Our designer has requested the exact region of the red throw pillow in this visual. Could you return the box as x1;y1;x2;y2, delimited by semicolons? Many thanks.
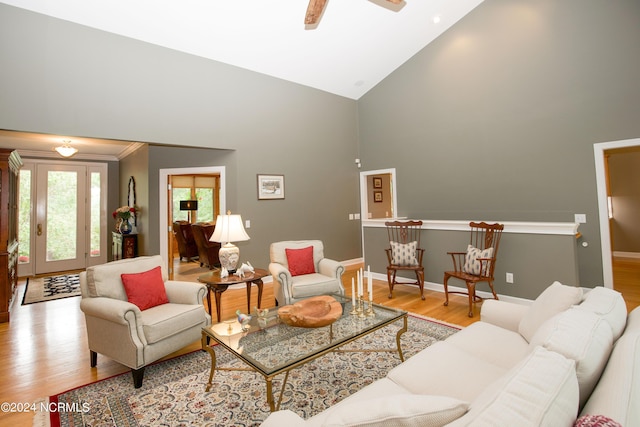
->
286;246;316;277
121;266;169;310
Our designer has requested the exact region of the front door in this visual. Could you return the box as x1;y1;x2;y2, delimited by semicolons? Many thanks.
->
28;162;108;274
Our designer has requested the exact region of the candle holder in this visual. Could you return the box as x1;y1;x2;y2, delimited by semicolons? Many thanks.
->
358;296;366;318
365;300;375;317
350;298;359;316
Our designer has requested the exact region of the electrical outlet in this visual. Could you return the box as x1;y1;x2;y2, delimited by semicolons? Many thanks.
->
506;272;514;283
575;214;586;224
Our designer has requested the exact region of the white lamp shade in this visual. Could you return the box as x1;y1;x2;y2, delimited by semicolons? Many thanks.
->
209;214;250;243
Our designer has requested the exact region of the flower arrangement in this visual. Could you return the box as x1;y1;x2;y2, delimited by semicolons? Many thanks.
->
112;206;136;220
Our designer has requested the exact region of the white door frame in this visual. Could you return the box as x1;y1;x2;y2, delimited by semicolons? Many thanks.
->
594;137;640;288
158;166;226;271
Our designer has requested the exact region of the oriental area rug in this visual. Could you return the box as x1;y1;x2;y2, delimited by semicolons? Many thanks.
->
36;315;460;427
22;274;81;305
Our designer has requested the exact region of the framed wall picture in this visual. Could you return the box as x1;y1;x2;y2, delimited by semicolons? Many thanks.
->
373;177;383;188
257;174;285;200
374;191;383;203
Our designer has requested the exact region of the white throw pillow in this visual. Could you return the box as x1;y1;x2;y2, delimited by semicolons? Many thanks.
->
576;286;627;340
322;394;468;427
462;245;494;276
518;281;583;342
528;308;614;408
390;241;418;266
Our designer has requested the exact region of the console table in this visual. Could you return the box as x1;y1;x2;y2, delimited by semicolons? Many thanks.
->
112;232;138;261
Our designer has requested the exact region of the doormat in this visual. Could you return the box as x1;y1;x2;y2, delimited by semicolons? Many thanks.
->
22;274;81;305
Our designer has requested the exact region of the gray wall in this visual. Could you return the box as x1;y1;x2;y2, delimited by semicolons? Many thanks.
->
119;145;149;255
364;226;579;300
0;4;362;267
357;0;640;288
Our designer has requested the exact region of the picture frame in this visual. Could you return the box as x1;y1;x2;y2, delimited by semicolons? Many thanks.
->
257;174;285;200
374;191;383;203
373;177;383;188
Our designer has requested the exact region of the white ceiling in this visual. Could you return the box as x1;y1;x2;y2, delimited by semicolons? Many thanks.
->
1;0;483;157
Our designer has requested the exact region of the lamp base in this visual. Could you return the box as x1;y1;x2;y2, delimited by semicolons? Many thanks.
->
219;243;240;273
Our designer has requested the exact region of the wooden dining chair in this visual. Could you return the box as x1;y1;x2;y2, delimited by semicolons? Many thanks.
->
443;222;504;317
385;220;425;300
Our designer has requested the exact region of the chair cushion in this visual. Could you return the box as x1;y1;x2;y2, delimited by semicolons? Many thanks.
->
290;274;343;300
322;395;469;427
121;266;169;310
286;246;316;276
390;241;418;266
518;281;583;342
141;303;207;344
462;244;493;276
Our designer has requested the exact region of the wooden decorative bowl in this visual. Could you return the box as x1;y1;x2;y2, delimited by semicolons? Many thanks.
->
278;295;343;328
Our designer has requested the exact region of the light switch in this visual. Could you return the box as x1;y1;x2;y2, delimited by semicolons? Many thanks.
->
245;220;251;229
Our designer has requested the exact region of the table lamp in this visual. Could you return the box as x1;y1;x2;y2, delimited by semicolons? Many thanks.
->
209;211;250;273
179;200;198;223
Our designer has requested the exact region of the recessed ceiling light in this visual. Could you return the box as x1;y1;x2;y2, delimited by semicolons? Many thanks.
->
433;15;441;24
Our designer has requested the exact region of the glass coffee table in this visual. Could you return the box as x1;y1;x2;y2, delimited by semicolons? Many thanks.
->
201;294;408;412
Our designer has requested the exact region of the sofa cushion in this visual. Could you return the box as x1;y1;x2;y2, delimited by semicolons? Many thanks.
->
576;286;627;340
86;255;167;300
580;306;640;426
529;308;614;409
387;341;508;403
462;245;494;276
518;281;583;342
286;246;316;276
445;321;530;370
446;346;579;427
322;395;468;427
390;241;419;266
140;303;207;344
121;266;169;311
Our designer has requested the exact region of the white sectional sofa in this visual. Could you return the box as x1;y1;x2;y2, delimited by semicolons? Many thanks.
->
261;282;639;426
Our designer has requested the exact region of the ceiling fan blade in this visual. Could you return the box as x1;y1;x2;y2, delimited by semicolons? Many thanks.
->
305;0;327;25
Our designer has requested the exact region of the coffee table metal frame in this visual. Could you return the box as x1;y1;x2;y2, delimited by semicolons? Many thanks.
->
201;295;408;412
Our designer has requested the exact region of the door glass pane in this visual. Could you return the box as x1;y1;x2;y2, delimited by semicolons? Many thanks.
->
196;188;214;222
46;171;77;261
18;170;31;264
90;172;101;257
172;188;191;222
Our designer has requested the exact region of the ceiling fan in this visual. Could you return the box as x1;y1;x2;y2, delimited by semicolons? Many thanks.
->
305;0;405;27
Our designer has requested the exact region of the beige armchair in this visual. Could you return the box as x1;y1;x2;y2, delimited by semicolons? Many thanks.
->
79;255;210;388
269;240;345;306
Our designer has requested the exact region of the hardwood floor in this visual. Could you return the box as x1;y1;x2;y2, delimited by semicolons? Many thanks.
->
1;257;637;425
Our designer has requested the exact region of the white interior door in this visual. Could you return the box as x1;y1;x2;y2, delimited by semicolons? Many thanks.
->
34;164;87;274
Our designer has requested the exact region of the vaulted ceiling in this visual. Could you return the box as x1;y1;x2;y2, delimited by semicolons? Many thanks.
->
1;0;483;157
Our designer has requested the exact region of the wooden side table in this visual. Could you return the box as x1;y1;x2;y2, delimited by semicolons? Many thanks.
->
198;268;268;322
